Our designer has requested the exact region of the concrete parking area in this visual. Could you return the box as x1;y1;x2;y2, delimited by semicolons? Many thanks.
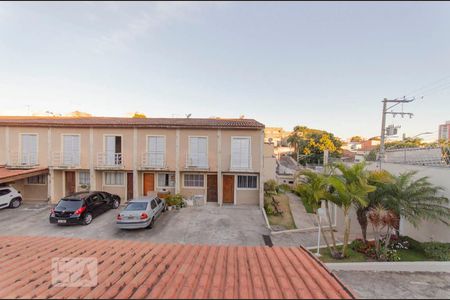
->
0;203;269;246
335;271;450;299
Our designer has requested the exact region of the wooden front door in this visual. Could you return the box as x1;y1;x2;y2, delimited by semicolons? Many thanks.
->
65;171;76;196
223;175;234;204
207;175;218;202
127;173;133;201
143;173;155;196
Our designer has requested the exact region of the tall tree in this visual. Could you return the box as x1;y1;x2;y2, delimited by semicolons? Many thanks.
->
287;126;343;164
327;162;375;257
381;171;450;228
356;169;395;243
350;136;364;142
294;170;340;258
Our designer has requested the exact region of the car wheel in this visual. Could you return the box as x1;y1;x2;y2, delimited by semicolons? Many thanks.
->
146;217;154;229
112;199;120;209
9;197;22;209
82;213;93;225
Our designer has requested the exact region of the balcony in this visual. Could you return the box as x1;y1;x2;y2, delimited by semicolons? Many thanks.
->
185;153;209;170
6;152;39;169
96;153;124;170
50;152;80;169
229;154;253;172
140;152;167;170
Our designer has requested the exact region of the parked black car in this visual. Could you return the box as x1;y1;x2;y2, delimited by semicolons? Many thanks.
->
49;191;121;225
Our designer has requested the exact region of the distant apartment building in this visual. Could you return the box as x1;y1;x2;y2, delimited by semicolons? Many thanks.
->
438;121;450;141
264;127;291;147
0;117;265;207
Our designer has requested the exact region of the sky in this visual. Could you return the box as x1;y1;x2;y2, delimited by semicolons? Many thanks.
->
1;1;450;141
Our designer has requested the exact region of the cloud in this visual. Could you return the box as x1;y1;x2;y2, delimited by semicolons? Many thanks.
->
90;1;226;54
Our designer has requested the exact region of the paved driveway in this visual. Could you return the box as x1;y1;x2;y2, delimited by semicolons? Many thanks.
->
0;203;269;246
335;271;450;299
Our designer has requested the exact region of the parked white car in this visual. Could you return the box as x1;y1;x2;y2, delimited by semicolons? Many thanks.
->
0;186;23;209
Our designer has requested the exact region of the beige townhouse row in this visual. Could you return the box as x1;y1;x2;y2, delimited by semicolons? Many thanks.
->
0;117;265;207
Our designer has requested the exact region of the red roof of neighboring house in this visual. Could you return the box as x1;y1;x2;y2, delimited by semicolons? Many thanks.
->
0;167;48;184
0;236;354;299
0;116;264;129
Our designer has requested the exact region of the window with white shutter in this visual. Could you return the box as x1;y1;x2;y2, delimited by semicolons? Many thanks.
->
231;137;251;169
105;136;122;165
63;135;80;166
188;137;208;167
21;134;38;165
147;136;166;167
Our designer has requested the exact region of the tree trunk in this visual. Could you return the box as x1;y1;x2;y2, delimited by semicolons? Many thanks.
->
342;208;351;258
356;207;368;243
315;213;333;256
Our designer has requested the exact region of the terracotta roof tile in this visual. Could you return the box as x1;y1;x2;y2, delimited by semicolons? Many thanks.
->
0;116;264;129
0;167;49;184
0;236;355;299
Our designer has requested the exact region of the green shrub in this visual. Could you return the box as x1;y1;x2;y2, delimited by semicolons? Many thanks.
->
166;194;184;207
264;180;278;195
277;184;291;194
400;236;423;251
264;202;275;216
422;242;450;261
350;239;366;253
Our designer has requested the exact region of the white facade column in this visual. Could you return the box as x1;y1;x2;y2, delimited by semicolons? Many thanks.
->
47;127;52;202
217;129;223;206
89;127;96;190
133;127;138;198
175;129;181;194
259;130;264;209
5;126;9;165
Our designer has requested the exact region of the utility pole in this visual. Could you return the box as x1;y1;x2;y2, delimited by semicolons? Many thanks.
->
378;97;415;169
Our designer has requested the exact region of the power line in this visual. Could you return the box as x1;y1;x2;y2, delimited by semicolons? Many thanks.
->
400;73;450;98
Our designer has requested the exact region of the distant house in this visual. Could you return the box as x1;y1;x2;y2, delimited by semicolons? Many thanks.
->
276;155;302;186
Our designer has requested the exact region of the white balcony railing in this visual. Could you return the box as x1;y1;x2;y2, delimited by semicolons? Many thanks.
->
230;154;252;171
96;152;123;169
185;153;208;169
141;152;167;169
7;152;39;168
51;152;80;168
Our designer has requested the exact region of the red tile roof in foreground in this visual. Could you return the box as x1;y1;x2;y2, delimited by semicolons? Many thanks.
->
0;116;265;129
0;166;49;184
0;236;354;299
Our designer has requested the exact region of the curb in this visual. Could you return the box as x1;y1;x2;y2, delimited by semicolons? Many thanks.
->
326;261;450;273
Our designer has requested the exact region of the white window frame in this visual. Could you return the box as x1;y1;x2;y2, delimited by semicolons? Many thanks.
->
157;173;175;188
103;134;123;166
231;136;252;170
61;134;81;166
187;136;208;168
182;173;205;188
26;174;47;185
78;171;90;186
19;133;39;165
236;174;258;190
146;135;166;167
104;172;125;186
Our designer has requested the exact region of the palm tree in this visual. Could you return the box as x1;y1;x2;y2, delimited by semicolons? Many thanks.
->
327;162;375;257
356;170;395;243
294;170;340;258
381;171;450;228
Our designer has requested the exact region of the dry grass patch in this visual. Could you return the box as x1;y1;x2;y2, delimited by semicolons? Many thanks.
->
265;194;296;230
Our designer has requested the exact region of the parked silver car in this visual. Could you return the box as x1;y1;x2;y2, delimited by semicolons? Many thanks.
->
116;197;166;229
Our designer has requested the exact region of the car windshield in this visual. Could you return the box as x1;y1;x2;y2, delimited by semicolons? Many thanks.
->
124;202;148;211
56;199;83;211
